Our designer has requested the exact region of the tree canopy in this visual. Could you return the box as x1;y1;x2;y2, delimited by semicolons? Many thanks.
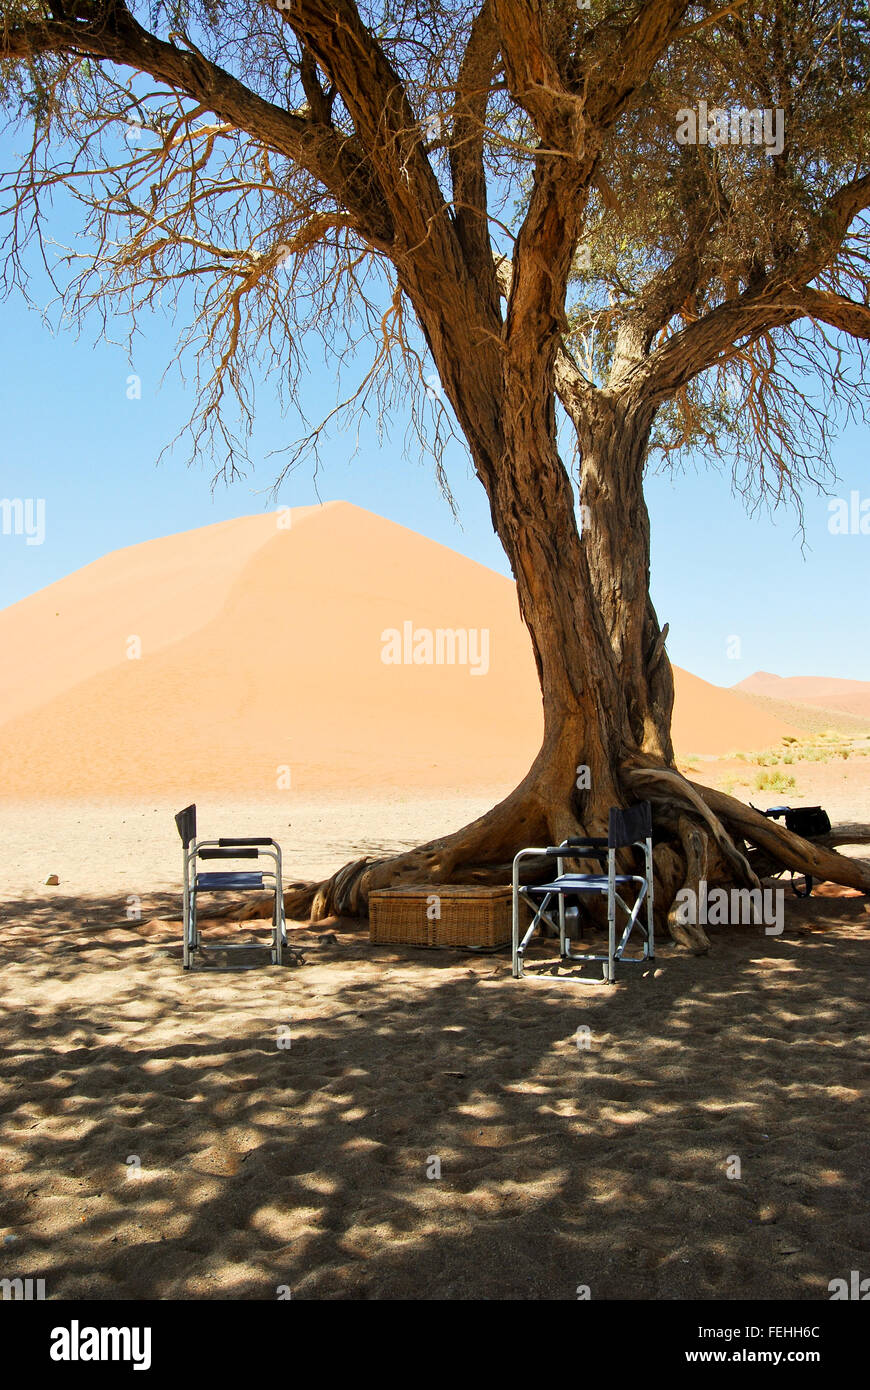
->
2;1;868;499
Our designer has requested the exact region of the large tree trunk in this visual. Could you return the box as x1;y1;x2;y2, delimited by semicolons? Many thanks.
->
237;111;870;940
578;394;675;763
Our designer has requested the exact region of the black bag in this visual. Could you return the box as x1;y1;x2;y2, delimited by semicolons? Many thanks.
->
783;806;831;838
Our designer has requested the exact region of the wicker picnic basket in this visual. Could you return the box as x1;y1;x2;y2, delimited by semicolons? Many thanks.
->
368;883;512;949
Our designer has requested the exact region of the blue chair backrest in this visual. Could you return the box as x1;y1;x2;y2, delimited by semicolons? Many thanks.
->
608;801;652;849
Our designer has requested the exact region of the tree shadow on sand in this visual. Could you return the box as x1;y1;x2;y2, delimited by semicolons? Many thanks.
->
1;888;868;1300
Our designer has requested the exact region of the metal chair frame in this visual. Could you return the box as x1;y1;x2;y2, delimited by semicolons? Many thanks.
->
512;802;655;984
176;805;286;971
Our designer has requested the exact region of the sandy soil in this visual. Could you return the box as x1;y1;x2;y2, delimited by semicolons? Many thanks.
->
3;755;869;900
3;506;868;1301
1;782;868;1301
694;746;870;826
0;793;499;899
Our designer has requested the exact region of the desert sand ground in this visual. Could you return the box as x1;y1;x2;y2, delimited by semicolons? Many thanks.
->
1;762;868;1301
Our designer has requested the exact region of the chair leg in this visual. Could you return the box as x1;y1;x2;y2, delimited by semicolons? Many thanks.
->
646;836;655;960
512;871;522;978
606;890;616;983
272;887;284;965
558;880;566;956
182;875;191;969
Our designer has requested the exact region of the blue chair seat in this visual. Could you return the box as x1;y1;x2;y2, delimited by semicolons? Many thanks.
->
195;872;268;891
529;874;637;894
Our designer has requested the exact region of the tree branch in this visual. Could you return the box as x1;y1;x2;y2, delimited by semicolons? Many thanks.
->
449;0;500;307
493;0;689;149
284;1;459;265
274;1;506;495
629;174;870;402
494;0;692;409
800;287;870;341
609;224;716;388
2;6;395;248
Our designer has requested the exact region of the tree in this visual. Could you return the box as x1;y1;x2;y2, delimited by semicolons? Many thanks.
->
3;0;870;947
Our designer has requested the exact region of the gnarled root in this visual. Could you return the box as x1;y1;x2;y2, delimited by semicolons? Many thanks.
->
692;784;870;894
236;773;552;922
234;757;870;946
667;814;712;954
625;760;870;942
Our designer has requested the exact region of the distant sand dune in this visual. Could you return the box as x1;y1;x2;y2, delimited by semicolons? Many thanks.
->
736;670;870;722
734;692;870;740
0;503;801;798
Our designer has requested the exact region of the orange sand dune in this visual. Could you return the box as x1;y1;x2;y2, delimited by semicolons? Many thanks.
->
0;503;800;798
669;667;799;757
736;670;870;721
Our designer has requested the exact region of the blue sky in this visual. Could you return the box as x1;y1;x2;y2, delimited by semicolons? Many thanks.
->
1;136;868;687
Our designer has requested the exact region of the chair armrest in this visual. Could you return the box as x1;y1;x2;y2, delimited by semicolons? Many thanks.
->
218;837;275;847
546;844;608;861
199;847;260;860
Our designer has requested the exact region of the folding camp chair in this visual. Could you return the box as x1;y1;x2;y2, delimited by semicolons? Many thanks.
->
512;801;654;983
175;804;286;970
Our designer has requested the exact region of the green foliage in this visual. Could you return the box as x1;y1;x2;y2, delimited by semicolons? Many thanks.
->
753;770;797;792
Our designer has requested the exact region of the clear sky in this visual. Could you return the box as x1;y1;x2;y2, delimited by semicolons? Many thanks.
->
1;136;867;688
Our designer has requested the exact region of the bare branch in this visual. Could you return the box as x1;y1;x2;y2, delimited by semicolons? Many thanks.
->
2;5;394;247
800;287;870;341
628;174;870;403
449;0;499;302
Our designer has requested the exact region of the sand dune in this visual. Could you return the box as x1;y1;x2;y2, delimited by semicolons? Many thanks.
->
668;667;798;758
0;503;800;799
736;671;870;721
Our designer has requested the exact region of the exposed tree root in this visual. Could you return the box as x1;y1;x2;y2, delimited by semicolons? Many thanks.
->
237;772;551;922
668;814;713;954
234;759;870;947
689;781;870;895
